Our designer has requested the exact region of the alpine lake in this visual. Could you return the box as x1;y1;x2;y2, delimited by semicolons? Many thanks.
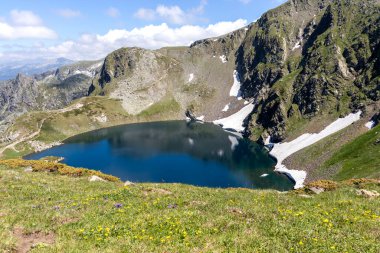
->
26;121;293;191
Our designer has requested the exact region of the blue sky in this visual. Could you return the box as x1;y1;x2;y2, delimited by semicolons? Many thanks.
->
0;0;286;62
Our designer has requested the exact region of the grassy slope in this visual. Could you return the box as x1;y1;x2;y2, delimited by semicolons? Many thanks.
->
0;163;379;253
327;124;380;180
283;120;380;182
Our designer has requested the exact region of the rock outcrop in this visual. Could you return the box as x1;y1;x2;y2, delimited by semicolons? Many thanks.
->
0;60;103;133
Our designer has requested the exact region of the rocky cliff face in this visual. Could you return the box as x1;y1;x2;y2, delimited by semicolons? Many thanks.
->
89;27;250;119
237;0;380;141
0;60;102;132
88;0;380;142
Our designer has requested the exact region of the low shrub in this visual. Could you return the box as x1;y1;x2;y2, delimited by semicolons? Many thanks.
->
306;180;339;191
0;159;119;182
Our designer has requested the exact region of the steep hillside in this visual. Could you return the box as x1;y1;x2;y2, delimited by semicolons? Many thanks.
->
89;26;250;121
86;0;380;143
239;0;380;142
0;60;103;134
284;116;380;182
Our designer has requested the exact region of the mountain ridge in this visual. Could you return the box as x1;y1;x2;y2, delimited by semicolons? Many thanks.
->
0;57;74;81
0;0;379;183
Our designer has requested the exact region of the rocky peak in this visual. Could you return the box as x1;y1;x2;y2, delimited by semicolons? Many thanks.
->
15;73;31;84
236;0;380;141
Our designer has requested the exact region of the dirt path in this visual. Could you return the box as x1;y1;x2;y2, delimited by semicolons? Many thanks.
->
0;118;46;156
0;102;85;157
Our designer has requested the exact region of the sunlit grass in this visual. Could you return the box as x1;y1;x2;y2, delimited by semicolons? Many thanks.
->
0;162;379;252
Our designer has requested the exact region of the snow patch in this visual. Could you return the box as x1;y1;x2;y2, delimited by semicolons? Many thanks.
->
188;73;194;82
93;113;108;123
260;174;269;178
228;135;239;150
365;121;375;129
73;69;93;77
225;130;243;139
90;61;103;70
292;28;304;51
229;70;242;98
213;103;254;132
270;111;362;189
292;40;302;51
243;101;249;105
222;103;230;112
196;115;205;121
219;55;227;63
264;136;271;145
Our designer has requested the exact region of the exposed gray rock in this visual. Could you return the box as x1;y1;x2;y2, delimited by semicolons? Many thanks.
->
309;187;325;195
24;166;33;173
356;189;380;198
88;175;106;182
0;60;103;135
124;181;134;186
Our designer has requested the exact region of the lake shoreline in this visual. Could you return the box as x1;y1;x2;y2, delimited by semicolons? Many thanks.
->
25;120;294;191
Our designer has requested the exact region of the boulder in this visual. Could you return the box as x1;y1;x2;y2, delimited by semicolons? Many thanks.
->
124;181;134;186
356;189;379;198
88;175;106;182
309;187;325;194
24;166;33;173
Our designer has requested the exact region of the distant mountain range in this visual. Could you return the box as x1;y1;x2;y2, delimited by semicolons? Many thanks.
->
0;58;74;80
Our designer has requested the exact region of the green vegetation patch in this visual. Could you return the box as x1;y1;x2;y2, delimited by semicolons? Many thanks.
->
0;159;119;182
138;96;180;118
325;124;380;180
0;164;379;252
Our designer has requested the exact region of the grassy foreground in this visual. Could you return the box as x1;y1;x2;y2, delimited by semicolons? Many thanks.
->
0;161;379;252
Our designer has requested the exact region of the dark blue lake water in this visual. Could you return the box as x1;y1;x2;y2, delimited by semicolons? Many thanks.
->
26;121;293;190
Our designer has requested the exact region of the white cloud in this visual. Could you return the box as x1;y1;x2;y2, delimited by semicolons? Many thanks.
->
56;9;81;18
192;0;207;14
10;9;42;26
134;8;156;20
156;5;186;24
106;7;120;18
0;19;247;61
0;23;57;39
134;1;208;25
0;10;56;40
